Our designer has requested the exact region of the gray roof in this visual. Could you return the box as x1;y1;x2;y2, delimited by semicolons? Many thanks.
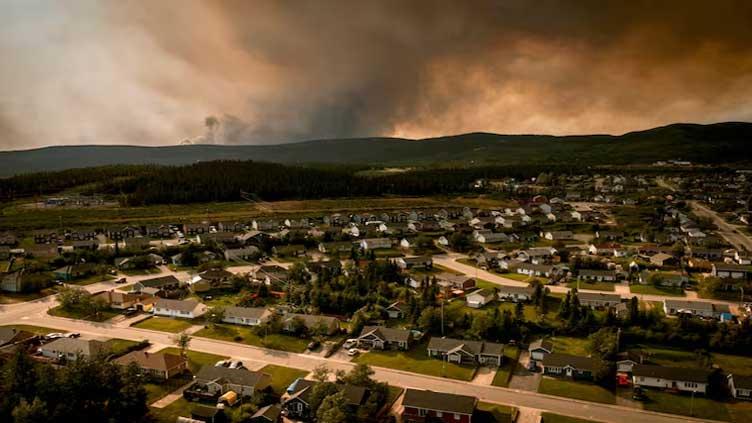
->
632;364;713;383
251;404;281;421
358;326;411;344
284;313;338;329
427;337;504;356
154;298;202;313
225;306;270;320
529;339;553;353
498;285;536;296
664;299;714;312
542;353;597;372
139;275;180;288
731;374;752;390
402;388;477;415
41;338;108;357
196;365;271;388
579;269;616;277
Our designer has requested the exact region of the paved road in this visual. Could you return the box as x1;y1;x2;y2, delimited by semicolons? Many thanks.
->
689;201;752;251
433;256;739;311
0;295;716;422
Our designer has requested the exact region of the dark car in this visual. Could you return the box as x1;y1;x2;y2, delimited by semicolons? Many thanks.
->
632;386;646;401
123;308;138;316
307;340;320;350
527;359;537;371
115;277;127;284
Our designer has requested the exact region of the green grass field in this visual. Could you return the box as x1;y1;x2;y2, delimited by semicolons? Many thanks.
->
133;316;195;333
352;341;476;381
105;338;142;356
492;346;520;387
541;413;602;423
0;324;65;335
538;378;616;404
629;284;685;297
48;305;121;322
476;402;517;423
549;336;590;356
566;281;616;292
194;324;309;353
638;389;732;421
259;364;309;394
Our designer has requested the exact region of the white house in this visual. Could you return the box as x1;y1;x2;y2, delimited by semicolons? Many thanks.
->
497;285;535;303
153;298;207;319
358;238;392;250
222;306;271;326
39;338;108;362
632;364;712;394
728;374;752;400
466;289;495;308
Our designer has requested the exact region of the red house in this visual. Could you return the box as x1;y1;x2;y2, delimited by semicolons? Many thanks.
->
402;388;477;423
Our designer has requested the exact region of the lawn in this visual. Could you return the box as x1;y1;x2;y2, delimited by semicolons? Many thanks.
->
538;378;615;404
629;284;685;297
492;346;520;387
187;289;250;308
105;338;142;356
144;374;193;404
48;305;121;322
639;389;732;421
0;288;57;304
549;336;590;356
566;281;615;292
728;401;752;423
352;341;476;381
156;347;228;374
149;398;194;423
476;402;517;423
259;364;309;394
627;344;752;376
0;324;64;335
499;272;531;282
541;413;602;423
70;274;116;286
133;316;195;333
194;324;309;353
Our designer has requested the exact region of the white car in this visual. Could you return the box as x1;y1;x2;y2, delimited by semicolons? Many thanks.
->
347;348;359;356
229;360;244;369
215;360;231;367
342;339;357;349
45;333;66;340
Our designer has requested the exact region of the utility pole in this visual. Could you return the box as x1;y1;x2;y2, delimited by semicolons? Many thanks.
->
441;299;445;336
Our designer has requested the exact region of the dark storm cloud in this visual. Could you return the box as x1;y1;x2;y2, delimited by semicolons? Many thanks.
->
1;0;752;148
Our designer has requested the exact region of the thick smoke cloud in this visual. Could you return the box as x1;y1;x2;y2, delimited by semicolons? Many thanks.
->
1;0;752;149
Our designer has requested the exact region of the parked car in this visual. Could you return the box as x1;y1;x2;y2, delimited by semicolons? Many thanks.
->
228;360;243;369
66;333;81;338
45;333;66;340
215;360;231;367
115;277;127;284
343;339;357;349
307;341;320;350
204;295;213;300
123;308;138;316
632;386;646;401
527;359;537;371
347;348;359;356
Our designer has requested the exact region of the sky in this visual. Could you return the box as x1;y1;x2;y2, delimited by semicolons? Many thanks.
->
1;0;752;150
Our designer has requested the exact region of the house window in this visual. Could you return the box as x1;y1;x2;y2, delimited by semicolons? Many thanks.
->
454;413;461;420
436;411;442;417
418;409;426;417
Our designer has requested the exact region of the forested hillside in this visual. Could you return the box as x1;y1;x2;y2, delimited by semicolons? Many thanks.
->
1;122;750;176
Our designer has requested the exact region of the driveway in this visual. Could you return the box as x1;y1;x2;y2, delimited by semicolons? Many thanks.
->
508;351;541;392
472;366;496;385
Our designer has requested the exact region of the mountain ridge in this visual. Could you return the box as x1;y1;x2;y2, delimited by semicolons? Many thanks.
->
1;122;750;176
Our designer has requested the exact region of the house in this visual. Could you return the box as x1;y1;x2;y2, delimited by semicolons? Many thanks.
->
528;339;554;360
197;268;234;288
0;327;35;348
663;299;730;319
596;231;624;240
473;230;509;244
0;270;24;293
401;388;477;423
578;269;617;282
497;285;535;303
153;298;207;319
39;338;108;362
578;292;621;308
638;270;687;287
318;241;353;255
0;232;18;246
91;290;147;310
650;253;679;267
224;246;261;262
281;313;340;335
114;351;187;380
632;364;713;394
541;353;597;380
254;265;289;285
515;262;555;278
250;404;282;423
356;326;412;350
71;239;99;250
358;238;392;250
436;273;476;291
520;247;556;264
396;256;433;270
728;374;752;400
192;365;272;399
466;288;495;308
222;306;271;326
53;263;97;281
145;225;172;239
130;275;181;296
544;231;573;241
712;263;752;280
184;223;210;236
282;379;367;420
385;301;407;319
124;237;151;250
427;337;505;366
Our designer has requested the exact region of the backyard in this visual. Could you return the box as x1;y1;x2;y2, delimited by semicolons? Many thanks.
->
492;346;520;387
352;341;476;381
538;378;615;404
156;347;228;374
194;323;309;353
133;316;195;333
629;284;685;297
259;364;309;394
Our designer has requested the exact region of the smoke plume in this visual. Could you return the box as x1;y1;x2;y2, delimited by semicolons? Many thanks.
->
1;0;752;149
